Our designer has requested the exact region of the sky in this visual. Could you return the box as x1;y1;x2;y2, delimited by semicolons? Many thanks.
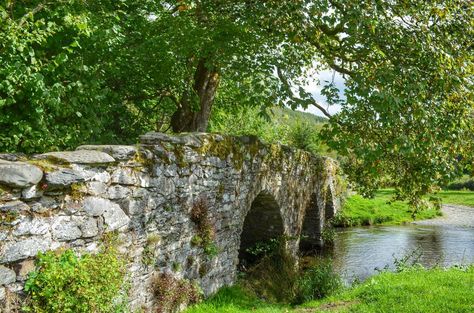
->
298;69;346;117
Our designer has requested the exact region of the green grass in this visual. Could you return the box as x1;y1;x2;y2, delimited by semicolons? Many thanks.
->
333;190;440;227
436;190;474;207
305;266;474;313
185;266;474;313
334;189;474;227
184;285;290;313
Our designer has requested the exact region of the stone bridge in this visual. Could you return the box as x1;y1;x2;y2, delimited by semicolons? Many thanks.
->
0;132;340;311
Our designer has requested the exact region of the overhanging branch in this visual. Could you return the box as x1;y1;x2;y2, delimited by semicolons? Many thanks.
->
276;67;333;119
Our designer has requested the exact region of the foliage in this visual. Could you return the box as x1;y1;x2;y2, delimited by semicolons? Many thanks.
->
153;273;202;313
23;243;126;313
241;240;341;305
293;258;342;304
209;105;329;156
332;190;441;227
1;0;473;208
446;176;474;191
245;238;281;260
319;1;474;207
241;245;299;304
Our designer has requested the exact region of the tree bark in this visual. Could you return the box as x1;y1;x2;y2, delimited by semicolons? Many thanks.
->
171;58;220;132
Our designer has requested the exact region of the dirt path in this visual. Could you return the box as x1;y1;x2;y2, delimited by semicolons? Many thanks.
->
413;204;474;227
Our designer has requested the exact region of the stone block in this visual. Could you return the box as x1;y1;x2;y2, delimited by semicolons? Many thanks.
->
34;150;115;164
0;160;43;188
45;168;85;189
103;201;130;231
82;196;108;216
1;237;52;263
51;216;82;241
0;266;16;285
77;145;138;161
13;217;50;236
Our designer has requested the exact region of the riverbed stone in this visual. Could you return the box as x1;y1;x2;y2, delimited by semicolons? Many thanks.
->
34;150;115;164
0;266;16;285
0;160;43;188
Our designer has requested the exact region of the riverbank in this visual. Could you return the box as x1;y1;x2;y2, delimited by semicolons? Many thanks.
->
185;265;474;313
334;189;474;227
413;204;474;227
332;190;440;227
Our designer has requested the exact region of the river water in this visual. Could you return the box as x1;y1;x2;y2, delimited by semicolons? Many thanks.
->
323;225;474;283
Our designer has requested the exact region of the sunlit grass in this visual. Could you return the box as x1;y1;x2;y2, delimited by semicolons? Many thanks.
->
186;266;474;313
334;189;474;227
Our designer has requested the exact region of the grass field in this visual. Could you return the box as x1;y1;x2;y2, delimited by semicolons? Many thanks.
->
436;190;474;207
185;266;474;313
333;189;474;227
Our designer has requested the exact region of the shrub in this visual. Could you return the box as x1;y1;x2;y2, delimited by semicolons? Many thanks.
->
23;241;126;313
293;258;342;304
153;273;201;313
242;246;299;303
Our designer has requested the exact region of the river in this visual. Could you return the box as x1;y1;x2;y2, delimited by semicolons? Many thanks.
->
322;224;474;283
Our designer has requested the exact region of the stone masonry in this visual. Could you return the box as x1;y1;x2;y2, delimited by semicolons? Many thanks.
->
0;132;340;311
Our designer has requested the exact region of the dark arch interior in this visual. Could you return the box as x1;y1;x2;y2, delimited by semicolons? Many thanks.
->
238;191;284;268
299;193;322;253
325;188;335;220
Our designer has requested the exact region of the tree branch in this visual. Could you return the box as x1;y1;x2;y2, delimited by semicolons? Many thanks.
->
276;67;333;119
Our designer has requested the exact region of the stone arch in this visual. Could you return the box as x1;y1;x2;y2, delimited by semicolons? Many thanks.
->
238;190;284;267
299;193;322;252
325;187;336;220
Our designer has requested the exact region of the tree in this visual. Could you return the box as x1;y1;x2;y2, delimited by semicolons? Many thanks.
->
1;0;472;205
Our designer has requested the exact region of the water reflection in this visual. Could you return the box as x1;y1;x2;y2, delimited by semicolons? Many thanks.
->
322;225;474;283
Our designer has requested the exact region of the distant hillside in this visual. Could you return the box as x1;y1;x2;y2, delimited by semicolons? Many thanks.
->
271;107;328;125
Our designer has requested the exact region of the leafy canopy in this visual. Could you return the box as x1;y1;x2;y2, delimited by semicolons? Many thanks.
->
0;1;472;204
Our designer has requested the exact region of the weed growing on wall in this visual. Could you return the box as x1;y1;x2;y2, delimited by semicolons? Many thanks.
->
23;236;127;313
190;197;218;257
153;273;202;313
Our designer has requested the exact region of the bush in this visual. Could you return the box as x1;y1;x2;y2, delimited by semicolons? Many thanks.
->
242;246;299;303
23;242;126;313
446;179;474;191
294;258;342;304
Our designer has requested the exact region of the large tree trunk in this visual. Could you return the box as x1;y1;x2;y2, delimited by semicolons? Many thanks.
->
171;58;220;132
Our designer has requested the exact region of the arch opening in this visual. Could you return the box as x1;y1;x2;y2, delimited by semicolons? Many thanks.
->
299;193;323;253
238;191;284;268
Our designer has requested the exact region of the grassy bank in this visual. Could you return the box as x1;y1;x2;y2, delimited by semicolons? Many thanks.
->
305;265;474;313
333;189;474;227
185;266;474;313
436;190;474;207
332;190;440;227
